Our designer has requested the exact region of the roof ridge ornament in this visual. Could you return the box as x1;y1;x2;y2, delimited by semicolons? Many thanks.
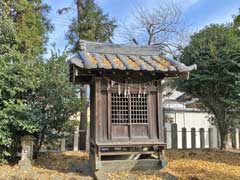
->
79;40;162;56
163;55;197;72
79;40;86;51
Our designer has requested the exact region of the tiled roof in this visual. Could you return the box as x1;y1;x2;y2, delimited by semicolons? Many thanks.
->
69;40;197;73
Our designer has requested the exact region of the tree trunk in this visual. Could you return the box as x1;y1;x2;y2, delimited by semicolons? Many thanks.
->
218;122;228;150
9;136;20;161
79;85;88;150
77;0;83;22
77;0;83;41
76;0;88;150
210;101;228;150
33;128;46;159
219;132;228;150
34;138;43;159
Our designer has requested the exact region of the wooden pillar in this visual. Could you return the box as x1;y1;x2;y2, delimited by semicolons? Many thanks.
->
217;128;221;149
208;128;213;149
171;123;178;149
86;128;90;152
182;127;187;149
73;126;79;151
200;128;205;149
157;82;164;142
164;127;167;144
235;128;239;149
191;128;196;149
60;138;66;152
226;133;232;149
89;78;101;171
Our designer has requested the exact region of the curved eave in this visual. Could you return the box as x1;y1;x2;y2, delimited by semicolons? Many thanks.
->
69;63;193;84
68;53;197;74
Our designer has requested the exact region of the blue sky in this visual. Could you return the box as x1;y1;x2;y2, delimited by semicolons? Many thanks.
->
43;0;240;57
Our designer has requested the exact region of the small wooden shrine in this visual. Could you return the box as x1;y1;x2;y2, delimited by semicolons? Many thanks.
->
69;40;196;172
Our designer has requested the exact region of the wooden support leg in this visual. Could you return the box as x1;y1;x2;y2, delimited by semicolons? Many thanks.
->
95;145;102;170
133;153;141;160
158;146;167;168
158;146;164;159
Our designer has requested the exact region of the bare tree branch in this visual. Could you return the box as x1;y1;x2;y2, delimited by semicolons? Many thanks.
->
118;0;189;57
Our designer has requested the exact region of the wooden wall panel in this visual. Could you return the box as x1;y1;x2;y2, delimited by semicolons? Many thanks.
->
149;92;158;139
132;124;148;137
90;78;164;144
157;82;164;142
95;78;102;143
100;91;108;141
90;81;96;143
112;125;129;139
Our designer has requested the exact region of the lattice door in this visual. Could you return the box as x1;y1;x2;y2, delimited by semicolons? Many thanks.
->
111;92;149;139
130;94;148;124
111;93;129;124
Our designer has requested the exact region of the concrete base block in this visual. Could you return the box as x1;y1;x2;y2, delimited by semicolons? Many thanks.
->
101;159;163;172
18;159;32;171
160;159;168;168
88;159;174;180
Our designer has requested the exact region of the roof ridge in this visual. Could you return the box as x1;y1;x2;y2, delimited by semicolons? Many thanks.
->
79;40;163;56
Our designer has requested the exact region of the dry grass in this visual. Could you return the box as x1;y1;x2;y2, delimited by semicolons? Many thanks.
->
0;149;240;180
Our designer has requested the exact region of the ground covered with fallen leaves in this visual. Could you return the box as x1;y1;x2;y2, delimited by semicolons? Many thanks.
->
0;151;91;180
0;149;240;180
165;149;240;180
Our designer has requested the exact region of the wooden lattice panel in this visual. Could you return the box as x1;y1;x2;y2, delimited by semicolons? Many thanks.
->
111;93;148;124
111;93;129;124
131;94;148;124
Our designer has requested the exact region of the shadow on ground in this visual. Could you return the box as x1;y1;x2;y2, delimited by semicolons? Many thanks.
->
33;151;93;178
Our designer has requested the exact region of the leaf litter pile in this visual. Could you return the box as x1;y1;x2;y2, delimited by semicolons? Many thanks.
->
0;151;91;180
0;150;240;180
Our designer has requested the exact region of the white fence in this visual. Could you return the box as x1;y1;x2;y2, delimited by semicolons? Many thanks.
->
164;123;240;149
164;109;240;149
165;123;219;149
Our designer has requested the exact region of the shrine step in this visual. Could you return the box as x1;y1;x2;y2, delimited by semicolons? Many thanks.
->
94;159;170;180
98;159;164;172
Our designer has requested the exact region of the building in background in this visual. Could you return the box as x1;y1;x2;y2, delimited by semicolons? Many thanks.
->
163;90;239;149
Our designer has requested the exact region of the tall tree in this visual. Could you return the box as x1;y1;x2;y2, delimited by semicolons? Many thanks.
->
2;0;52;60
66;0;116;52
176;24;240;149
227;12;240;132
64;0;116;150
0;0;52;161
76;0;88;151
31;50;81;158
